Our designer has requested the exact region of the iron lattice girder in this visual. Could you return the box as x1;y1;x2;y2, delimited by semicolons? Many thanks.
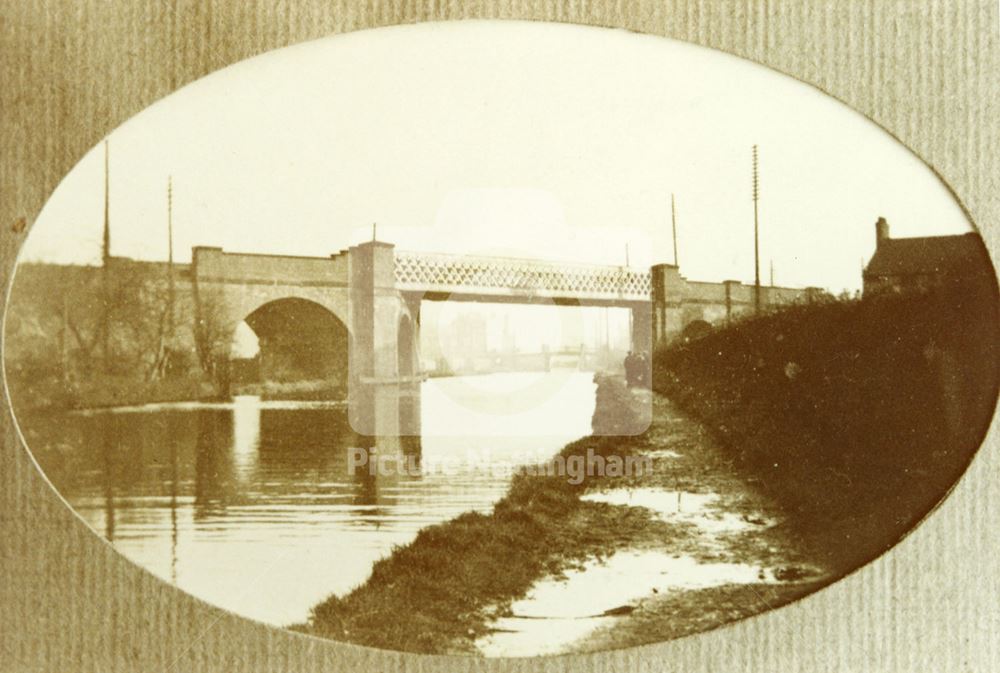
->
393;251;651;302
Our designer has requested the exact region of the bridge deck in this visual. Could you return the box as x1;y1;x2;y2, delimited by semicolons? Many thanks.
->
394;250;651;304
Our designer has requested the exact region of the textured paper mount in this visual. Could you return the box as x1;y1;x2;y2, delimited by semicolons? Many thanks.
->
1;2;997;672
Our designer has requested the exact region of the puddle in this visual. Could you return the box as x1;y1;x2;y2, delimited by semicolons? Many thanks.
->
646;448;683;459
476;549;787;657
581;488;775;534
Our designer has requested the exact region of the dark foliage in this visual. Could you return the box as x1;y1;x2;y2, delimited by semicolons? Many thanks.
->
653;280;999;570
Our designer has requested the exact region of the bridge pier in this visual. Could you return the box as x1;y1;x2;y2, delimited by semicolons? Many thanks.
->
184;243;815;449
651;264;687;346
630;303;653;354
348;240;421;452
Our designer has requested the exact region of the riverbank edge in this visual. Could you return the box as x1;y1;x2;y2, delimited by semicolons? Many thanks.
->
5;373;351;416
5;373;221;416
294;376;833;656
293;375;673;654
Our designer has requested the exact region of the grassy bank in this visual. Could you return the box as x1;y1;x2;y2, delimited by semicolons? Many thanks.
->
653;281;998;572
4;370;221;414
6;370;346;414
295;377;667;654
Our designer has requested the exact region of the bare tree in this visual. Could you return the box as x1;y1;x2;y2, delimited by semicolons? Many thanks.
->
192;283;231;392
6;265;105;378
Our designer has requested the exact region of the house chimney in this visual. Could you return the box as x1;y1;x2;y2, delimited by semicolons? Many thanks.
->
875;217;890;246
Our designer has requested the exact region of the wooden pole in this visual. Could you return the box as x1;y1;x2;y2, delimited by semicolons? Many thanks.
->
752;145;761;313
167;176;175;339
102;141;111;268
61;292;69;383
102;139;112;374
671;193;679;267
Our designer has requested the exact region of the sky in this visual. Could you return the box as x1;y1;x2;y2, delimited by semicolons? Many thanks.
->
21;20;974;296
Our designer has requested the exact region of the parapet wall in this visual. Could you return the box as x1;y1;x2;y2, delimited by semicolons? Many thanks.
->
192;247;349;286
650;263;816;344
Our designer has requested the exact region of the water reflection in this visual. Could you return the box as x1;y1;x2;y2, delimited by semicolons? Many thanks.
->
169;435;179;585
101;418;115;542
231;395;261;477
30;372;596;626
475;549;825;657
193;411;236;518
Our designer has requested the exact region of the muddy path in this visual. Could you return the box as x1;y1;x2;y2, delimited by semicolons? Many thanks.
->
475;391;833;657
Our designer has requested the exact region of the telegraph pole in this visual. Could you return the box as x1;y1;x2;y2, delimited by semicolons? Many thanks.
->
102;140;113;374
624;242;632;340
671;193;679;267
103;141;111;268
167;176;175;340
752;145;761;313
61;293;69;383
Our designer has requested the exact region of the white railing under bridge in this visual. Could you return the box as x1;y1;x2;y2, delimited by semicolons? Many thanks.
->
394;250;651;303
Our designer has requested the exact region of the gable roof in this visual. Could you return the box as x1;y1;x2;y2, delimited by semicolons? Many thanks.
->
865;232;993;278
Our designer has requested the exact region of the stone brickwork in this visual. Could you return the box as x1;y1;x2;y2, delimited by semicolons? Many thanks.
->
650;264;818;346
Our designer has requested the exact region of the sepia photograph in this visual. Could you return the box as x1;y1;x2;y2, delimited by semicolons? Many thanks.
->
2;14;998;666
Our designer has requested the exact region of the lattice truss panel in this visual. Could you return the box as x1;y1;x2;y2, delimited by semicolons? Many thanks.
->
395;251;651;300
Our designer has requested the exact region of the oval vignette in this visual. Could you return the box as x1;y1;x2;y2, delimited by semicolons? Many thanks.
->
3;20;998;657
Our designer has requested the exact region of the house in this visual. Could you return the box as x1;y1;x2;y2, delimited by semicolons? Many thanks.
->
862;217;995;296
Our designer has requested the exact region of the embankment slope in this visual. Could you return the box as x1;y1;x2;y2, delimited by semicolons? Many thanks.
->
653;281;998;572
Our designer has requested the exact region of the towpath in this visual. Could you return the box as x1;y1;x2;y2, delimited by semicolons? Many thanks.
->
476;390;832;656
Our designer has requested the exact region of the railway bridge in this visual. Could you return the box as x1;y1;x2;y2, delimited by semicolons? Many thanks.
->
189;240;815;447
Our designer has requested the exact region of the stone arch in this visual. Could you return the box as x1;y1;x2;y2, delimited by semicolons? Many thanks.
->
681;319;713;343
236;297;350;385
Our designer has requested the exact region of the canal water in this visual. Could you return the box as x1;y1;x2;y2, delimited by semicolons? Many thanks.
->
20;371;597;627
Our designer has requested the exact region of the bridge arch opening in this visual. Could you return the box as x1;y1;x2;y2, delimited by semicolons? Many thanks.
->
681;319;713;343
231;297;350;391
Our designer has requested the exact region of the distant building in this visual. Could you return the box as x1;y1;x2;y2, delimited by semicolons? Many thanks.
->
440;312;489;372
862;217;995;296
